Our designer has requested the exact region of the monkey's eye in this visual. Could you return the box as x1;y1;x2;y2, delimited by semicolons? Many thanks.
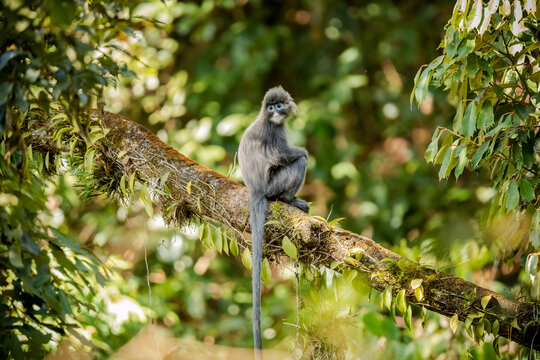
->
276;103;284;110
267;105;275;112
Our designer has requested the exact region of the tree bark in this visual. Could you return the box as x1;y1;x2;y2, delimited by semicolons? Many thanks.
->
27;109;540;350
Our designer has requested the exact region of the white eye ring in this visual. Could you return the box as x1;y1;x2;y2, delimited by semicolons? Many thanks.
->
268;105;275;112
276;103;283;110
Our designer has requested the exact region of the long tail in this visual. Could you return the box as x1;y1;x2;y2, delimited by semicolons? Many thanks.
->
250;193;267;360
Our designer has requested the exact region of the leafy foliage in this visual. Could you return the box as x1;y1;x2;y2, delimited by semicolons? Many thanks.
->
3;0;538;359
414;0;539;249
0;0;140;357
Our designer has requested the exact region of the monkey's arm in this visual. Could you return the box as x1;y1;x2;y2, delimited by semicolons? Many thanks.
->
272;146;307;167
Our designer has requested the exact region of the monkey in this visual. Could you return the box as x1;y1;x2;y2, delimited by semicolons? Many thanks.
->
238;86;309;358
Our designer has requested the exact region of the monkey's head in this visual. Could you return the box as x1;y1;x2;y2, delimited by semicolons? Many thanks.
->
261;86;297;125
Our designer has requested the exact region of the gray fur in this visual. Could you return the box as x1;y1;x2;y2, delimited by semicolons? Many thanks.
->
238;86;308;358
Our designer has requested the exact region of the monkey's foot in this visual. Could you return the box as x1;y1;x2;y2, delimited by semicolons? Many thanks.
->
290;198;309;213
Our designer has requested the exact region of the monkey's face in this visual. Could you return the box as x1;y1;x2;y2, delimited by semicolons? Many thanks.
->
261;86;297;124
266;102;289;124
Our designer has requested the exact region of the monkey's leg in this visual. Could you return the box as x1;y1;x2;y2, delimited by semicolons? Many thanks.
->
266;156;309;212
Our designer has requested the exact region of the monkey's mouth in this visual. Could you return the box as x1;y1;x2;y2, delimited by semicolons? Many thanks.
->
270;113;285;124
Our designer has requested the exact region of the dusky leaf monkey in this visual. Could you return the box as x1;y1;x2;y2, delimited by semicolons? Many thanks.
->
238;86;309;359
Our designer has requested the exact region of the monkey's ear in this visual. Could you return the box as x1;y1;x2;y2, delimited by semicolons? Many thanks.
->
288;98;298;115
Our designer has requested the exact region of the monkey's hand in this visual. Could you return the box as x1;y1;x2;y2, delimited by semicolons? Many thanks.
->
279;147;307;165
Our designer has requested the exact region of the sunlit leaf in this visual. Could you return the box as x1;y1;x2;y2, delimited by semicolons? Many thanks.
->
262;259;272;283
282;236;298;260
450;313;459;333
242;249;252;270
328;217;346;229
396;289;407;313
415;285;424;301
383;286;393;310
411;279;423;289
214;232;223;253
230;239;239;257
481;295;492;309
404;305;413;330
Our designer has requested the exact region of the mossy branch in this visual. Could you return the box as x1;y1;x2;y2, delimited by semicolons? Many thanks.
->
26;109;540;349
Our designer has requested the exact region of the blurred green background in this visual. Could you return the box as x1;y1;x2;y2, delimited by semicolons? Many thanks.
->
95;0;503;358
2;0;534;359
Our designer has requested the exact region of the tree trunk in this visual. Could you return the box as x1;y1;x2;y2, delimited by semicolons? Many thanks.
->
26;109;540;350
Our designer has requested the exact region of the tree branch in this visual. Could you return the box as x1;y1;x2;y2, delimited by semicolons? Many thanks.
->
26;109;540;349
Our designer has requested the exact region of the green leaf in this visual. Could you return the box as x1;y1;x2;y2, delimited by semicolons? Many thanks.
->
140;183;154;218
435;144;450;165
446;29;460;57
120;175;126;195
477;101;494;130
328;217;345;229
214;232;223;254
377;293;384;311
282;236;298;260
506;180;520;211
0;50;21;71
230;239;239;257
454;147;468;179
492;319;500;335
523;135;535;167
450;314;459;333
383;286;393;310
15;85;28;113
21;233;40;255
0;82;14;105
461;101;477;138
415;285;424;301
470;142;489;169
438;141;458;180
262;259;272;283
8;245;23;268
242;249;252;270
435;133;453;164
202;225;212;249
396;289;407;313
222;234;229;255
129;171;136;192
476;318;485;338
481;295;492;310
465;316;474;337
424;130;441;163
519;179;535;202
24;68;40;83
411;66;424;107
415;67;432;104
404;305;413;330
346;269;358;283
452;101;464;133
411;279;423;289
457;37;475;58
465;53;479;77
